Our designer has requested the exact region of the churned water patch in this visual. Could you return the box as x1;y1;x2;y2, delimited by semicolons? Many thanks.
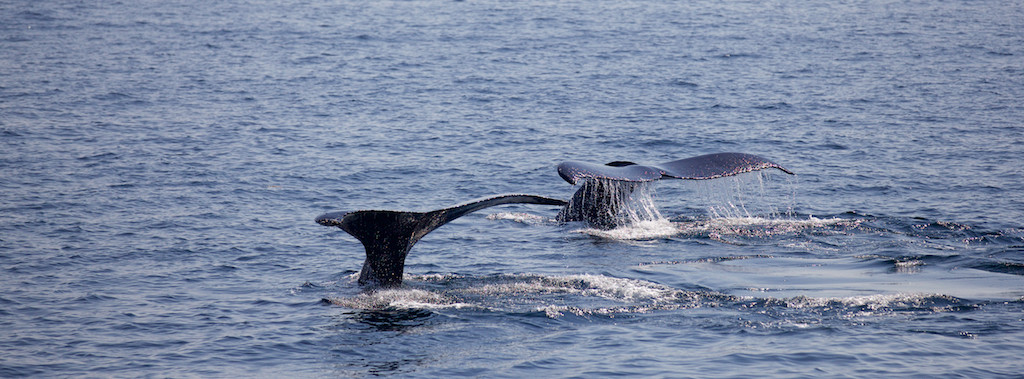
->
324;273;725;318
574;215;854;241
573;219;680;240
681;215;859;241
327;287;475;311
322;272;987;328
749;293;970;313
485;212;552;224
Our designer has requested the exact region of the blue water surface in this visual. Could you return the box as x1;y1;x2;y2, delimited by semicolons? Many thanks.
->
2;0;1024;377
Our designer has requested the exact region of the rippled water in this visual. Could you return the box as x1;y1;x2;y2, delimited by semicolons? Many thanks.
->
3;0;1024;377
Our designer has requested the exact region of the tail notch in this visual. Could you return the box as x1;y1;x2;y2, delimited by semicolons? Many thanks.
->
317;194;566;287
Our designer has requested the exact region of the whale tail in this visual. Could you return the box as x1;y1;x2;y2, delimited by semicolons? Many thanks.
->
316;194;566;287
556;153;794;228
557;152;794;185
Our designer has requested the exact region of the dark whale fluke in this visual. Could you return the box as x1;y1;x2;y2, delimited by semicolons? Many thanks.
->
556;153;794;228
316;194;567;287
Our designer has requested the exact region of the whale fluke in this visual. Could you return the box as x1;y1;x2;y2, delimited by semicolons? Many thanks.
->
316;194;567;287
557;152;794;185
556;153;794;228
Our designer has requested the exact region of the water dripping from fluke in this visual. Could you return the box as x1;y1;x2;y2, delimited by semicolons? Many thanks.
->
558;178;666;231
566;173;813;241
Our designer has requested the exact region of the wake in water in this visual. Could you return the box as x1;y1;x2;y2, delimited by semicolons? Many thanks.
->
318;272;981;322
325;273;714;316
676;215;860;243
319;172;1021;322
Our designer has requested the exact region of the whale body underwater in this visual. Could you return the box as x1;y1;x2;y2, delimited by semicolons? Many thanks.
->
316;153;794;287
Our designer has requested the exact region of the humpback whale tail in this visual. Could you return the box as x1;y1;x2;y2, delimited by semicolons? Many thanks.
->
557;152;794;185
556;153;794;228
316;194;567;287
316;153;793;286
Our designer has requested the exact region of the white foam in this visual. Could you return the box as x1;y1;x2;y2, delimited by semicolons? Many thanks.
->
575;215;853;241
576;273;695;303
702;215;851;229
485;212;550;224
456;274;676;301
678;215;857;239
574;219;680;240
778;293;949;311
327;287;476;310
327;273;704;316
894;259;925;273
324;273;964;321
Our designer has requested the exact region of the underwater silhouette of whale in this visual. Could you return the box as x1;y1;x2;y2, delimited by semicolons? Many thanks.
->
316;153;793;287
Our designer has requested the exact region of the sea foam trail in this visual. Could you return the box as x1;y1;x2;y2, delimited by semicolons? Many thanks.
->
574;219;680;240
576;216;854;241
485;210;849;241
325;273;713;315
486;212;551;224
323;273;973;321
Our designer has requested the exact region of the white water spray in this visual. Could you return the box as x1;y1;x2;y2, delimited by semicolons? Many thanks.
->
574;171;808;240
560;178;666;228
687;170;797;220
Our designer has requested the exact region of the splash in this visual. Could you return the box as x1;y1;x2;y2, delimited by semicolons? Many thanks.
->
321;273;971;322
574;219;680;240
750;293;971;317
328;287;473;310
686;170;797;220
559;178;665;229
459;274;683;302
678;215;857;240
324;273;717;317
485;212;551;224
562;178;682;240
566;171;813;240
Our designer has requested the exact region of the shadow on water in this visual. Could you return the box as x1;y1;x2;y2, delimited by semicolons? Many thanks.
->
336;308;437;333
320;309;437;376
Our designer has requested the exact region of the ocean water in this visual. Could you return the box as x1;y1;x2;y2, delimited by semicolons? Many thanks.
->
2;0;1024;377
